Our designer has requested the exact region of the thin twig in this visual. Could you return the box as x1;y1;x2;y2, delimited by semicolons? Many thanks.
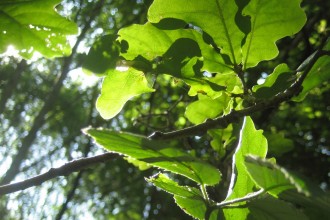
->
0;152;116;196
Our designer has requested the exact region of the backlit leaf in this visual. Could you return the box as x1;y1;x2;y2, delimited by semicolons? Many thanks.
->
253;64;295;99
146;173;202;198
85;128;221;185
96;68;155;119
245;155;310;197
242;0;306;68
185;93;232;124
227;116;268;200
148;0;245;65
0;0;78;58
224;117;267;219
294;55;330;101
118;22;232;75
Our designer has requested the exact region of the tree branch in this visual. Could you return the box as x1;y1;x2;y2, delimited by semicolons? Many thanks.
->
148;47;330;141
0;152;117;196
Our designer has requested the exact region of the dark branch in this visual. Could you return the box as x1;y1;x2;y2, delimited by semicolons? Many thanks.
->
149;48;330;141
0;152;116;196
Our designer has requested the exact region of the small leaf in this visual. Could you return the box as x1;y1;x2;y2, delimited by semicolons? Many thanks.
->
247;195;309;220
252;64;295;99
82;34;120;75
187;72;243;98
96;68;155;119
174;196;207;220
148;0;245;65
293;55;330;101
85;128;222;185
245;155;310;197
0;0;78;58
208;125;236;158
242;0;306;68
146;173;202;198
124;157;151;171
185;93;232;124
147;173;224;220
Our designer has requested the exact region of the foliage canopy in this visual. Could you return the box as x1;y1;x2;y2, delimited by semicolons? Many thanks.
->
0;0;330;219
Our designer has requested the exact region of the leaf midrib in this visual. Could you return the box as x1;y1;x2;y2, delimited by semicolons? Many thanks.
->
215;0;237;65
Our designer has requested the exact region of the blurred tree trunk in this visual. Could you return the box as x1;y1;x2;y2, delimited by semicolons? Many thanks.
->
0;60;27;115
0;0;105;185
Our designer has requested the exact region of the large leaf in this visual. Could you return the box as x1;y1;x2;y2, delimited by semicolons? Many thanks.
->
244;155;310;197
148;0;245;65
85;128;221;185
0;0;78;59
118;22;232;75
242;0;306;68
227;116;268;199
96;68;155;119
247;195;308;220
280;189;330;219
224;116;268;219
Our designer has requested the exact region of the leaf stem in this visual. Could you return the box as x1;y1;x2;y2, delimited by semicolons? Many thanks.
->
234;64;249;95
200;184;210;203
216;189;265;208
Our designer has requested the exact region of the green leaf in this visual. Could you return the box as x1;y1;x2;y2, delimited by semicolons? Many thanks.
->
208;125;236;158
242;0;306;68
244;155;310;197
124;157;151;171
174;196;207;220
82;34;120;75
280;189;330;219
146;173;202;198
265;132;294;156
224;207;250;220
0;0;78;59
252;64;295;99
247;195;308;220
223;117;268;219
147;174;223;220
226;116;268;200
118;22;236;97
96;68;155;119
85;128;221;185
293;55;330;101
185;93;232;124
187;72;243;98
148;0;244;65
118;22;232;75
